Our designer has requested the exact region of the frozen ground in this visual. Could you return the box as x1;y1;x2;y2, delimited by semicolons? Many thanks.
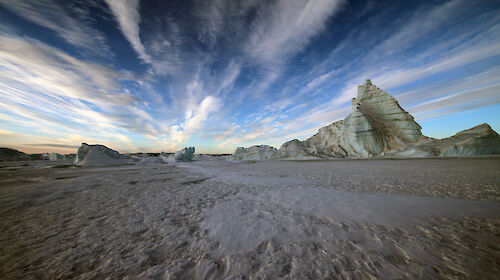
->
1;158;499;279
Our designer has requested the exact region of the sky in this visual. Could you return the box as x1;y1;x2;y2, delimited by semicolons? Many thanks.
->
0;0;499;154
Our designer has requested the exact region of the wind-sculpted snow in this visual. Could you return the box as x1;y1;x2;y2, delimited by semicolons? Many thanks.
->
74;143;129;166
1;158;500;279
234;80;500;159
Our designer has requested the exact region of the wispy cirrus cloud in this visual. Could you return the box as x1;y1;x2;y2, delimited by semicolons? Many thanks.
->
0;34;155;145
0;0;110;55
247;0;344;66
104;0;151;64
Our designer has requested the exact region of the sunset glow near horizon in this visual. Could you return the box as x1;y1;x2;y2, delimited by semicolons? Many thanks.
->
0;0;499;154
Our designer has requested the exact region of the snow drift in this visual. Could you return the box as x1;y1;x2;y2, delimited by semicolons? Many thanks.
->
74;143;129;166
233;80;500;159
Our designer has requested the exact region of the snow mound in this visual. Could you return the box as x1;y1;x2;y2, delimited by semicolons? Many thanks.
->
0;148;30;161
74;143;129;166
232;145;278;160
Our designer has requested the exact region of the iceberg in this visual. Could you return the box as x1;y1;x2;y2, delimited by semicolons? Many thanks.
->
74;143;129;166
0;148;30;161
232;145;278;160
302;79;424;157
163;147;196;163
275;139;321;159
425;123;500;156
42;153;66;161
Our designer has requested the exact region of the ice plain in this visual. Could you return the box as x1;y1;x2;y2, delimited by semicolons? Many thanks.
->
1;157;500;279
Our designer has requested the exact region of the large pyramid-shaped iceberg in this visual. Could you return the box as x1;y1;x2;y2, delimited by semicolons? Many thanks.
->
302;79;423;157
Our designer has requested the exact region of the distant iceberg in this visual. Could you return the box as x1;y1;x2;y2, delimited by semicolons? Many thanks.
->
232;145;278;160
163;147;196;163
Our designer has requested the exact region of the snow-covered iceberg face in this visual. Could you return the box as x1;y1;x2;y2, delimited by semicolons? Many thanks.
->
232;145;278;160
74;143;127;166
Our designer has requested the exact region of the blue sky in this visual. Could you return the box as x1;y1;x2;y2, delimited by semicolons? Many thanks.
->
0;0;499;154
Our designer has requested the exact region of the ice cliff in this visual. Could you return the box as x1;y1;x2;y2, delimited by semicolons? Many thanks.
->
233;80;500;159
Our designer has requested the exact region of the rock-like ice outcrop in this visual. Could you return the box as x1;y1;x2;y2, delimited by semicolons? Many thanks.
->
74;143;129;166
232;145;278;160
232;80;500;159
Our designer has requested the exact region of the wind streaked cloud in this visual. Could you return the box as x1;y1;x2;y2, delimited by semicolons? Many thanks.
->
0;0;110;56
247;0;344;65
0;34;155;147
104;0;151;64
